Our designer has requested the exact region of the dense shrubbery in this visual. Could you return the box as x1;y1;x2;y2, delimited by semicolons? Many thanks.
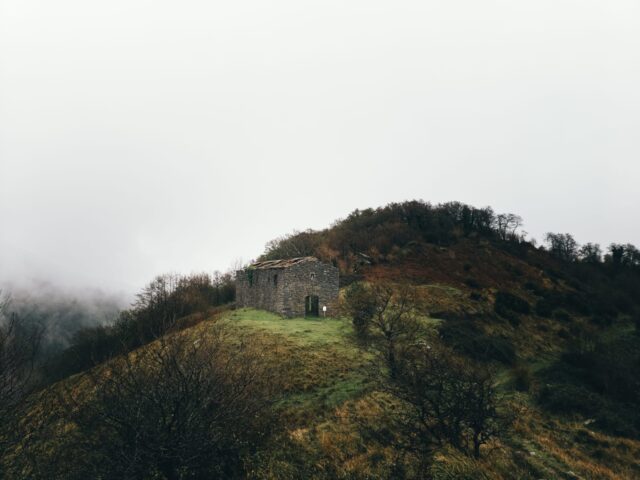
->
46;272;235;382
464;278;481;289
534;299;554;317
439;319;516;365
539;333;640;438
494;291;530;325
10;324;283;479
539;383;603;415
510;365;532;392
391;343;507;462
260;201;528;266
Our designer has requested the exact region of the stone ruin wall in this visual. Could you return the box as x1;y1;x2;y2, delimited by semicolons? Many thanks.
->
235;260;339;318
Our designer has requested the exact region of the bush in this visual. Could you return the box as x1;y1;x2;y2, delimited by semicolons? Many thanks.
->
464;278;481;289
56;327;282;479
591;293;618;318
341;282;377;341
535;299;554;317
505;264;524;278
440;320;516;365
524;281;546;297
589;315;614;327
595;409;640;438
538;384;603;415
552;309;572;323
495;291;530;315
562;292;592;315
469;292;483;302
510;365;532;392
612;292;633;313
506;312;521;327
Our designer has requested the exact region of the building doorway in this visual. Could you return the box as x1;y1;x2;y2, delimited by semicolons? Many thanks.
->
305;295;319;317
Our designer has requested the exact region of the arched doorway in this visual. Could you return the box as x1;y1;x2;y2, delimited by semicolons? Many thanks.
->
305;295;319;317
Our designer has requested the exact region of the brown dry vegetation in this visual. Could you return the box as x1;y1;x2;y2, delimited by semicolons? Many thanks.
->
5;305;640;479
4;201;640;478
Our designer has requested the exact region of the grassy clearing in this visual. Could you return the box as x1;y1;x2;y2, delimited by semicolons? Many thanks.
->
201;309;377;425
227;308;355;348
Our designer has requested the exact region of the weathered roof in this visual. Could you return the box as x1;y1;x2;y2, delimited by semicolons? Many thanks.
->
248;257;318;270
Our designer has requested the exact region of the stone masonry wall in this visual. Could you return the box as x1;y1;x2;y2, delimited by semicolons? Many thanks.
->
235;259;339;318
235;267;285;313
281;261;339;317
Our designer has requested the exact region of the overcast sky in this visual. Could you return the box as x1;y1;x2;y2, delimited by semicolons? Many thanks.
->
1;1;639;296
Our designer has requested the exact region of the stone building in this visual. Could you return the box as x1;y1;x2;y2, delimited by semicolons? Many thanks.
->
235;257;339;317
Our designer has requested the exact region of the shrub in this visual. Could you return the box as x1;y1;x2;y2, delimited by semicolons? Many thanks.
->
612;292;633;313
469;292;483;302
342;282;377;340
535;299;554;317
393;343;506;460
510;365;532;392
464;278;481;289
440;320;516;365
55;327;282;479
552;309;572;323
506;313;521;327
591;293;618;318
495;291;530;315
524;281;546;297
505;264;524;278
538;384;603;415
595;409;640;438
589;315;614;327
562;292;592;315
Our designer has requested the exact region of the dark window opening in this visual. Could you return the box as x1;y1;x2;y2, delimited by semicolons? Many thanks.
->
310;273;316;281
273;274;278;286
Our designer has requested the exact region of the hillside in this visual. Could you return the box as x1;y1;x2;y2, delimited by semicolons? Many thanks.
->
7;308;639;479
2;200;640;479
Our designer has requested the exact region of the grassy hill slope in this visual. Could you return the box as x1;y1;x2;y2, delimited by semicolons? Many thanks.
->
5;200;640;479
6;307;640;479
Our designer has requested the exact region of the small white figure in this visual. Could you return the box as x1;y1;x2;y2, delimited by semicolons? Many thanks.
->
322;305;327;317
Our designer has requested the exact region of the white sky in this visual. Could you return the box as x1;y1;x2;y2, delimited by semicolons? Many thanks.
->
1;1;639;295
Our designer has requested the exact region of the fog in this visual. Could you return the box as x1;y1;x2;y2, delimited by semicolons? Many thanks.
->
0;281;125;352
1;1;639;296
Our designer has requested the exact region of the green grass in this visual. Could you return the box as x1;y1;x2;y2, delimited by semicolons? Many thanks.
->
221;308;375;423
227;308;355;348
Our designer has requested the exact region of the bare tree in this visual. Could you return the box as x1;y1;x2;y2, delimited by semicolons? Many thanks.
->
495;213;523;241
578;243;603;264
606;243;640;268
341;282;378;341
261;229;320;260
56;322;284;480
389;342;507;475
545;233;579;261
0;293;44;454
363;282;422;378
